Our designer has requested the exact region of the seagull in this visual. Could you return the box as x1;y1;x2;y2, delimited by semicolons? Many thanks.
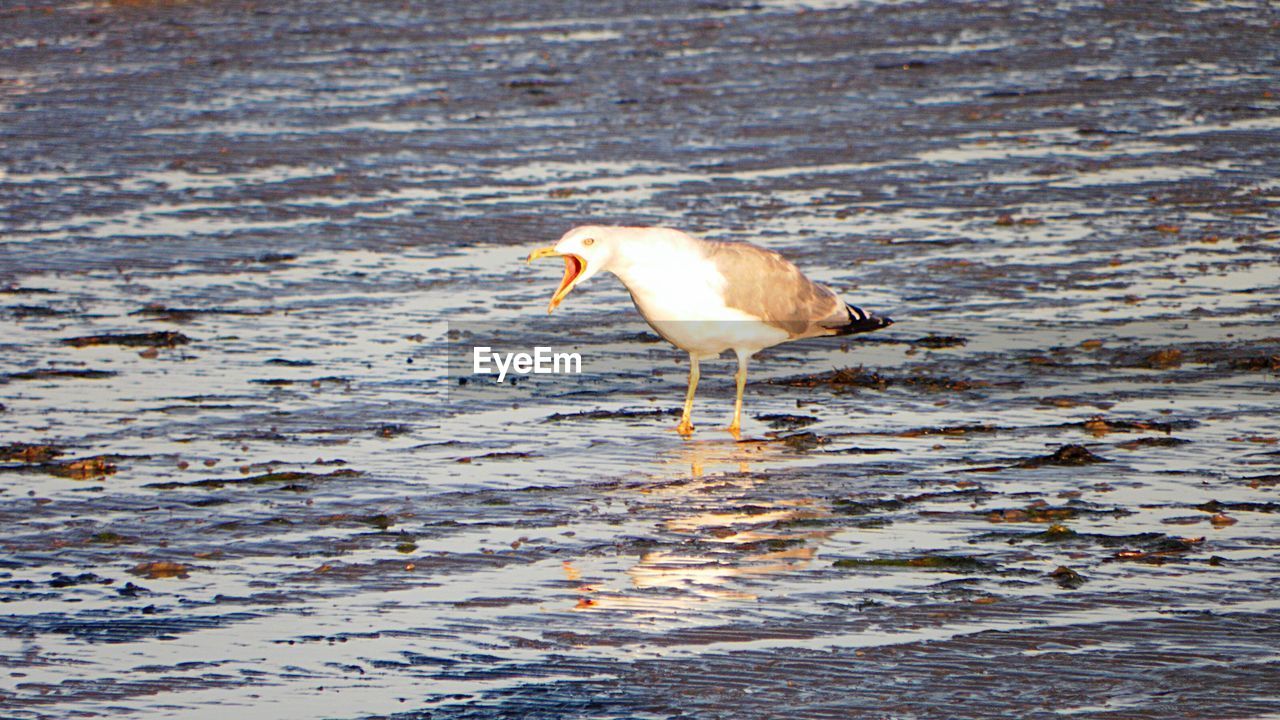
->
527;225;892;437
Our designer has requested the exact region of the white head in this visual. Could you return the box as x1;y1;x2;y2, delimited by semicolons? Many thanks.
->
526;225;620;313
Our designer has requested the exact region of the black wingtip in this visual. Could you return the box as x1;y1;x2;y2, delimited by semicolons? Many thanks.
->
837;304;894;335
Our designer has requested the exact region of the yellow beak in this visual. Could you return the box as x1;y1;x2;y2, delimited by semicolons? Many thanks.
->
527;246;559;263
527;246;586;314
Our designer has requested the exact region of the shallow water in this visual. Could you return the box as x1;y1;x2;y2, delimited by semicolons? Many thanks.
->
2;1;1279;718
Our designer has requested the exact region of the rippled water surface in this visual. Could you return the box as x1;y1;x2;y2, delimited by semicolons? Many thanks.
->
2;1;1279;718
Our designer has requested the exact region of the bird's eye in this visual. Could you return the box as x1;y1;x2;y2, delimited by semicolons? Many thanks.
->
582;238;595;246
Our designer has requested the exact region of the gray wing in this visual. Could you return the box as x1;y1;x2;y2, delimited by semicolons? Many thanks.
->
701;241;849;339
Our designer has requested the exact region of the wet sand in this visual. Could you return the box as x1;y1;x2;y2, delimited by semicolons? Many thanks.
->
2;1;1279;718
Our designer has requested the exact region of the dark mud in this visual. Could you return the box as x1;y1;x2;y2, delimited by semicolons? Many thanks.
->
2;1;1279;719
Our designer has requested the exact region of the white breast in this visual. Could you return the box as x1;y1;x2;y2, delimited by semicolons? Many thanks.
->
609;241;789;359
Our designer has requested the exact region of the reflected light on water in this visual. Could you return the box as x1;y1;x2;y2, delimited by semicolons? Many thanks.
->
563;440;841;613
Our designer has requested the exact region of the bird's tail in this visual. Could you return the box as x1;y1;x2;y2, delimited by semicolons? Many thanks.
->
833;303;893;336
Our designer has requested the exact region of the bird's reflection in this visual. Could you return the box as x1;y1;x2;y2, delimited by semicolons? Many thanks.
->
565;437;838;613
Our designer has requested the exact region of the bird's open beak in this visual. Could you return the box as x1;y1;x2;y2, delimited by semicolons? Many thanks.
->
527;246;586;314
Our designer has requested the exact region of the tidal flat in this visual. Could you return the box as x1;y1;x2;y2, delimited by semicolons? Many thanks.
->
2;1;1279;718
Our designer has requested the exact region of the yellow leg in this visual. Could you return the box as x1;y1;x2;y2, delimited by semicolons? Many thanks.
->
728;354;748;438
676;354;699;436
